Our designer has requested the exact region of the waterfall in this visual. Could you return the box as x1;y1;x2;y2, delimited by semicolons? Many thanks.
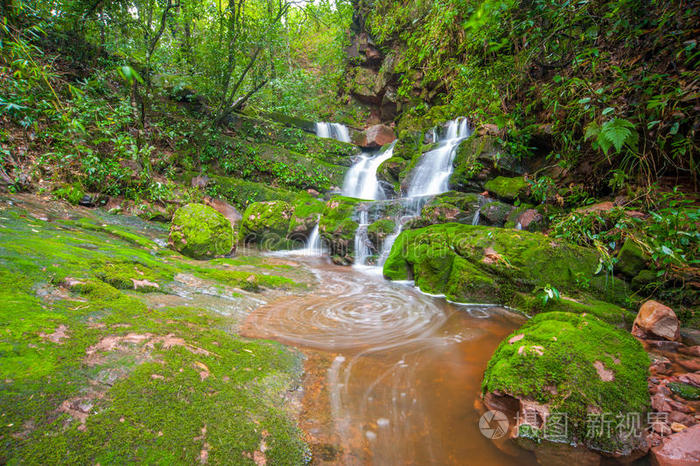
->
367;118;470;269
354;210;372;265
407;117;471;198
342;143;395;200
316;122;351;143
301;222;323;256
471;209;481;226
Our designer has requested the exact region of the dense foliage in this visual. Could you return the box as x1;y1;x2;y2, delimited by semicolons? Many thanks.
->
367;0;698;186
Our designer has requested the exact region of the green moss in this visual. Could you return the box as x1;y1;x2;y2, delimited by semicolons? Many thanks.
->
75;218;160;250
418;192;480;226
367;218;396;246
169;203;234;259
668;382;700;401
510;292;635;327
0;202;308;464
383;223;633;321
484;176;529;202
240;201;293;249
616;238;648;278
288;198;326;238
483;312;650;453
53;183;85;205
319;196;361;258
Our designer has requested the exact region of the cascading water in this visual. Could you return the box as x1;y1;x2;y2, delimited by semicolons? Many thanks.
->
342;143;395;200
360;118;472;269
353;210;372;265
316;122;351;143
407;117;471;198
300;222;323;256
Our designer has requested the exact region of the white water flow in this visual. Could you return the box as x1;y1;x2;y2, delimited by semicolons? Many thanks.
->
354;210;372;265
300;222;323;256
363;118;470;269
342;143;396;200
316;122;351;143
407;117;471;197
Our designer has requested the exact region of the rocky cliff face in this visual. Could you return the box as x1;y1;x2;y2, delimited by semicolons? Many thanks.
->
344;1;398;124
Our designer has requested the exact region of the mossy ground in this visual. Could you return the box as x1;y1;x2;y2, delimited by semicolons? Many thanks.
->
0;197;311;464
482;312;650;454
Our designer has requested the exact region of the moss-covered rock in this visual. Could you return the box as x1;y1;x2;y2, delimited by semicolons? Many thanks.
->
367;219;396;250
319;196;361;261
668;382;700;400
288;198;326;240
413;192;480;228
616;238;649;278
478;200;514;227
383;223;634;322
169;203;234;259
377;156;407;194
450;135;526;192
240;201;293;249
482;312;650;457
484;176;530;202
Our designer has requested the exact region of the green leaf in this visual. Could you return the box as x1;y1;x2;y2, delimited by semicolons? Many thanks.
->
600;118;637;153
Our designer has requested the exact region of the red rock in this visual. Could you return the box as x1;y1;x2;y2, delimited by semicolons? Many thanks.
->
677;359;700;372
191;175;210;188
516;209;543;231
678;373;700;388
650;424;700;466
669;411;696;427
652;393;672;413
356;124;396;149
632;301;681;341
202;196;241;226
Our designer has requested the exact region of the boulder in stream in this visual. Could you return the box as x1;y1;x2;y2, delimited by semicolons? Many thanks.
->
169;203;235;259
482;312;650;463
632;300;681;342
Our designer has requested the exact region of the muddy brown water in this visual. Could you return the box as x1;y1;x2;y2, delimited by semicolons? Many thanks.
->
242;257;538;465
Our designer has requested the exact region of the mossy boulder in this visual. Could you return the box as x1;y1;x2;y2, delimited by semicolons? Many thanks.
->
482;312;650;458
240;201;293;249
367;219;396;250
288;198;326;240
377;157;407;194
169;203;234;259
484;176;530;202
319;196;361;261
509;292;635;328
450;135;526;192
414;192;481;227
383;223;634;322
616;238;649;278
478;200;514;227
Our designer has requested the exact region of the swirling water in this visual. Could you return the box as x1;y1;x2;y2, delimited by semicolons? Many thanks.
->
241;257;536;465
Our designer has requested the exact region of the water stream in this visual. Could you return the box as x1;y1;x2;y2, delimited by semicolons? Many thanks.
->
242;118;538;463
241;257;535;464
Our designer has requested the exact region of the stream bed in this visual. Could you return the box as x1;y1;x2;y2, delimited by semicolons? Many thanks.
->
242;256;538;465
